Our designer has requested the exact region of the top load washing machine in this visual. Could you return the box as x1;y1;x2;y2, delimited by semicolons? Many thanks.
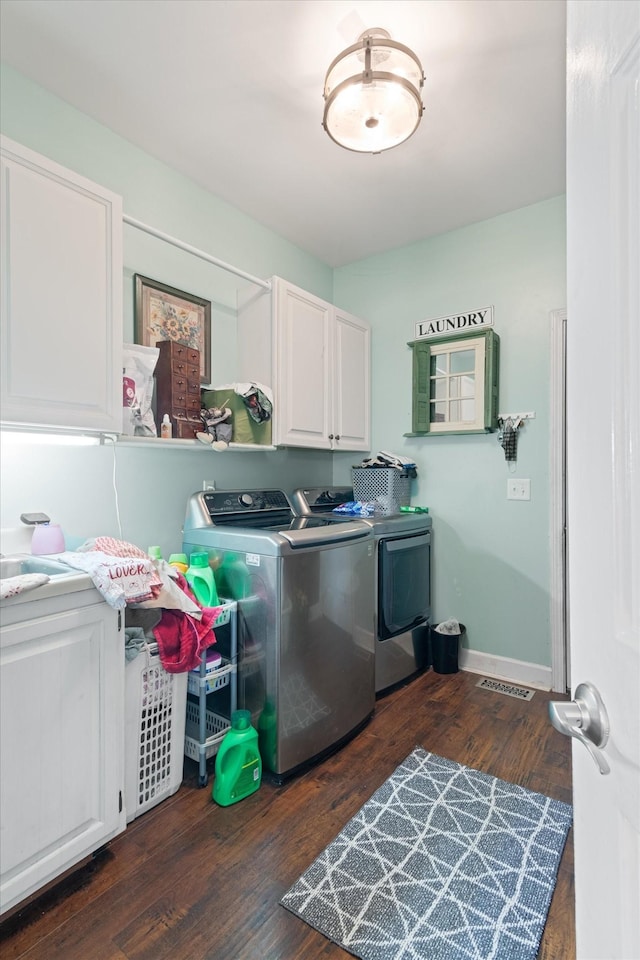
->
291;486;431;695
182;489;375;782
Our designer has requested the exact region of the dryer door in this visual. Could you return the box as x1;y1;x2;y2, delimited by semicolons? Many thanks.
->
378;532;431;640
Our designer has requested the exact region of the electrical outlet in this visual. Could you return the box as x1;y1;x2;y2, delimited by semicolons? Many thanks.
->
507;479;531;501
202;480;216;491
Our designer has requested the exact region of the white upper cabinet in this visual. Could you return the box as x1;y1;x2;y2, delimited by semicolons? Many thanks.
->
238;277;370;450
274;279;333;448
333;306;371;451
0;136;123;433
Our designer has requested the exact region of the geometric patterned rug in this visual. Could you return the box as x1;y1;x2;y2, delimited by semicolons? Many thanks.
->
281;748;572;960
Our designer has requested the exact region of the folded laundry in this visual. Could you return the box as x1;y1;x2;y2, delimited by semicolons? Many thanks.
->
50;550;160;608
78;536;164;593
356;450;418;478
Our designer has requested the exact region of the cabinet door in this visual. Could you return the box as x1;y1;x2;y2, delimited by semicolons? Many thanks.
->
273;278;333;449
0;136;123;432
0;602;124;915
333;308;371;451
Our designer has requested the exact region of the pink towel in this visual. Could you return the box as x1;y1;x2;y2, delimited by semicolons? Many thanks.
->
153;577;222;672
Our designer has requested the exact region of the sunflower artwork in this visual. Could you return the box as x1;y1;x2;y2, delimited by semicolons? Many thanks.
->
134;274;211;383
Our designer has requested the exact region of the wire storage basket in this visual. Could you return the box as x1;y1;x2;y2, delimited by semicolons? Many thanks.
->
125;643;187;823
351;467;412;515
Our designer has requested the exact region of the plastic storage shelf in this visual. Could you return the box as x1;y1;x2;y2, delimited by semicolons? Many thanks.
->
183;600;237;787
125;642;188;823
186;660;232;696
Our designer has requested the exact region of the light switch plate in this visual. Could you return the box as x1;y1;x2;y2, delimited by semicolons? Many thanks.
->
507;478;531;500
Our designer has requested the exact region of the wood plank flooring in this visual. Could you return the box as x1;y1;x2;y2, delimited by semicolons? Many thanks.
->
0;669;574;960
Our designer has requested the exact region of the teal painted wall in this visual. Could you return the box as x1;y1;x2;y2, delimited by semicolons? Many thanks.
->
0;63;335;555
0;64;332;304
333;197;567;667
1;63;567;671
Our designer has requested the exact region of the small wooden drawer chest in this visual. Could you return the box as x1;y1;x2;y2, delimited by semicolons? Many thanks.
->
155;340;201;438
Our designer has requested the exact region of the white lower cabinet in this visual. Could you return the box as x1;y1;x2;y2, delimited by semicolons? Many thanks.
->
0;136;123;433
0;588;125;915
238;276;370;450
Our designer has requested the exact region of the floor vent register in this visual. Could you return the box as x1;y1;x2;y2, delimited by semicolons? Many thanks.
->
476;677;536;701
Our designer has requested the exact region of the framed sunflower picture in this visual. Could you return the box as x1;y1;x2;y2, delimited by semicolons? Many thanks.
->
134;274;211;383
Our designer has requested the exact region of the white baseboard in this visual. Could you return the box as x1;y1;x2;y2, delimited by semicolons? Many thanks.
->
458;648;553;691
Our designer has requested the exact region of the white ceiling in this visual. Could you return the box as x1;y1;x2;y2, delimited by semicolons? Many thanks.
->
0;0;567;268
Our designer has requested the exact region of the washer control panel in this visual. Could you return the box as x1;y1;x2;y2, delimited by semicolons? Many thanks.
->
203;488;291;517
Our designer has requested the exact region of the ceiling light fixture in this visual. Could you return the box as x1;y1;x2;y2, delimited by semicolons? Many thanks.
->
322;28;425;154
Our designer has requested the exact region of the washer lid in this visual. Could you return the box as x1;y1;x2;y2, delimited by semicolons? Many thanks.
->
291;486;354;515
183;488;372;552
277;518;370;548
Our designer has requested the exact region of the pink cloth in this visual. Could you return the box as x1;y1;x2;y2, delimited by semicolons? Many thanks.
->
153;576;222;672
90;536;148;559
80;536;164;595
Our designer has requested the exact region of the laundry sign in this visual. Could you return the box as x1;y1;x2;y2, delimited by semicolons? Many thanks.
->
415;306;494;339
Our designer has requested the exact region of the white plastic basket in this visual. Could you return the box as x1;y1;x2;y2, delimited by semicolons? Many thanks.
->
183;701;230;762
125;643;187;823
186;659;233;696
352;467;411;515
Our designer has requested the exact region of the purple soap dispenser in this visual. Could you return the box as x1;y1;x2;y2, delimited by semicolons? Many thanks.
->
21;512;66;555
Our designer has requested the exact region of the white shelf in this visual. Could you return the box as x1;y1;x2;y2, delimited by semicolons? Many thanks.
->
116;435;276;451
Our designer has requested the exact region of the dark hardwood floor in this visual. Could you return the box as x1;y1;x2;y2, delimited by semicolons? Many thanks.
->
0;669;574;960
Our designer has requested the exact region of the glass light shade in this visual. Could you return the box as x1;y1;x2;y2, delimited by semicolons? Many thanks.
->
323;34;424;153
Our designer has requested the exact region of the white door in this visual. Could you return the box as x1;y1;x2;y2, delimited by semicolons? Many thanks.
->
565;2;640;958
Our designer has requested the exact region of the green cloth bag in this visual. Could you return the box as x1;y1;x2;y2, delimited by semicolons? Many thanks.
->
201;388;272;445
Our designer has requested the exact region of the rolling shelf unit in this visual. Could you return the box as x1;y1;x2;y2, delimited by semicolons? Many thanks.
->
184;599;238;787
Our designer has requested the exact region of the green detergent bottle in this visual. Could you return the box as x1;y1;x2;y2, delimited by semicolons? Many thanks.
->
258;698;277;772
216;553;251;600
185;552;219;606
213;710;262;806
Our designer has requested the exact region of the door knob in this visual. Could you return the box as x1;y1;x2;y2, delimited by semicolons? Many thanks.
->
548;681;610;775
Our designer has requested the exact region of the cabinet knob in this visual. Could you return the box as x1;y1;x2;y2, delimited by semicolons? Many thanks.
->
335;435;340;441
328;434;334;440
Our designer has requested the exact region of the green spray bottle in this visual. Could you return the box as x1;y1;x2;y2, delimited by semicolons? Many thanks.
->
213;710;262;806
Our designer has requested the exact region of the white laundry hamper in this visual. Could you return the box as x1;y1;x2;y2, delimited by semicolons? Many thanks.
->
125;642;187;822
